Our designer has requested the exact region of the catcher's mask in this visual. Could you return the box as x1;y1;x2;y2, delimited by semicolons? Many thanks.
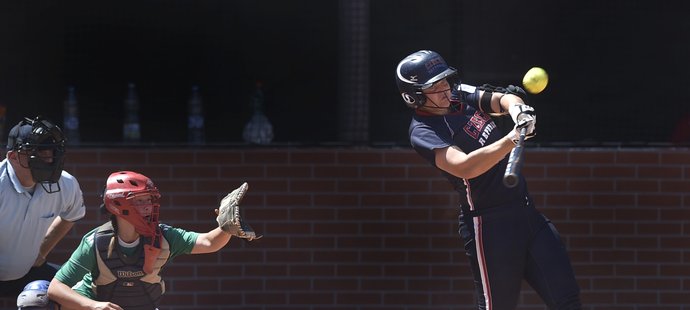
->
103;171;161;238
17;280;59;310
395;50;460;109
7;116;66;193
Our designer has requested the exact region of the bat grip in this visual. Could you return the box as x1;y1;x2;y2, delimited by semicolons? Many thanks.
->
503;127;527;188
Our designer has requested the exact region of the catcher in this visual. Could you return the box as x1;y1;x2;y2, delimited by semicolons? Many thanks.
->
47;170;260;310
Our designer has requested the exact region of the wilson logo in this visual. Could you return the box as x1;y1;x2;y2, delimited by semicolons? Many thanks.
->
117;270;145;278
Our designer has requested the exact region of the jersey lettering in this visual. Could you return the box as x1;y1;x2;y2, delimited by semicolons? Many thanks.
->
478;122;497;146
463;111;490;140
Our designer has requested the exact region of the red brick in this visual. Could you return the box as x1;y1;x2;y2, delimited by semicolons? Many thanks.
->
617;151;660;164
361;166;406;178
592;222;635;234
523;150;568;164
593;166;636;178
148;150;195;164
337;180;383;192
638;194;682;207
290;180;336;192
314;194;359;206
528;179;568;191
337;151;383;165
244;150;289;164
360;194;406;206
618;292;660;304
661;180;690;192
637;250;682;263
315;166;359;178
266;194;312;206
99;149;149;164
384;151;423;164
592;277;635;290
313;278;359;290
569;151;615;164
219;165;266;178
290;150;336;164
546;194;592;207
569;180;615;192
383;293;429;305
195;150;243;164
660;292;690;304
638;223;683;235
615;208;659;221
172;166;219;178
638;278;681;290
661;151;690;164
267;165;312;178
591;194;636;206
547;166;592;178
616;237;659;249
407;166;445;178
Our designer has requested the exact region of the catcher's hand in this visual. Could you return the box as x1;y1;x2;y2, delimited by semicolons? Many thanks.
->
216;182;262;241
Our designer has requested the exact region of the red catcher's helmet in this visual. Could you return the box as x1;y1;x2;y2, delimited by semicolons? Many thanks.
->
103;171;161;238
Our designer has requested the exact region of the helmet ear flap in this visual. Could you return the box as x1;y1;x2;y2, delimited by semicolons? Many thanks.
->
400;90;427;109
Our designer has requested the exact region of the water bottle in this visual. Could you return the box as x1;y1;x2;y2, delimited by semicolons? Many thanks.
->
187;85;205;144
242;81;274;145
123;83;141;143
63;86;80;145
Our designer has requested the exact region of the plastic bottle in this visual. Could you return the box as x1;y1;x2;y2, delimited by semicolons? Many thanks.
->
63;86;80;145
187;85;205;144
242;81;274;145
122;83;141;143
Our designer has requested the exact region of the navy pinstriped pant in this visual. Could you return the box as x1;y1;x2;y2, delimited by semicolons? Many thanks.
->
459;203;581;310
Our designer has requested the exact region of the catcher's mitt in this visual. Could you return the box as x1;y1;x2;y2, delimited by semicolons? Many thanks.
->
216;182;262;241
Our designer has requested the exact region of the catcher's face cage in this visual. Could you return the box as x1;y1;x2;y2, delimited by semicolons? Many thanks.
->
104;171;161;237
17;280;58;310
395;50;459;109
11;117;66;193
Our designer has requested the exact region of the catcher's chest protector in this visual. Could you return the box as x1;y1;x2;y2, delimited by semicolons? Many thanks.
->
93;222;170;310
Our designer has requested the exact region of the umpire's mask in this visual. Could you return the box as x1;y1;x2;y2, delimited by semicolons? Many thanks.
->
7;116;66;193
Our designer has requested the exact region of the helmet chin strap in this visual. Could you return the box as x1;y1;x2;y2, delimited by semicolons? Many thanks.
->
423;92;460;113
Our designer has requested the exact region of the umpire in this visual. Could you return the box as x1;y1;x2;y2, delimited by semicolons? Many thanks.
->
0;116;85;297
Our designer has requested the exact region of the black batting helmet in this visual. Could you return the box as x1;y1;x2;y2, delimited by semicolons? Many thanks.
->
395;50;458;109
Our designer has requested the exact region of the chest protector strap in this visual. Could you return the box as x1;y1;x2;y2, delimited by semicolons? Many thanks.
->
94;222;170;310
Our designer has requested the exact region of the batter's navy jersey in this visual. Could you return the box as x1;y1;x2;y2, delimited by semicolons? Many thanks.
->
409;84;582;309
409;84;528;211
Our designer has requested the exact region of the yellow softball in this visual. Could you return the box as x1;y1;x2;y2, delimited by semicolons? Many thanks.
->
522;67;549;94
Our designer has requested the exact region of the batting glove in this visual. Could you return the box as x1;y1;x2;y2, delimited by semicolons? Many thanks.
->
216;182;262;241
511;121;536;144
509;104;536;136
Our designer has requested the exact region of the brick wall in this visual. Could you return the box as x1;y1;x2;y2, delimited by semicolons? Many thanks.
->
2;147;689;310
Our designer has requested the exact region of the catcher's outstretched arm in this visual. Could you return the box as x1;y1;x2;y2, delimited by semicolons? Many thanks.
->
192;227;232;254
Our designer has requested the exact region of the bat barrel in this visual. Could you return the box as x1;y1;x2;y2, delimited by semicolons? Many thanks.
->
503;127;527;188
503;171;520;188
